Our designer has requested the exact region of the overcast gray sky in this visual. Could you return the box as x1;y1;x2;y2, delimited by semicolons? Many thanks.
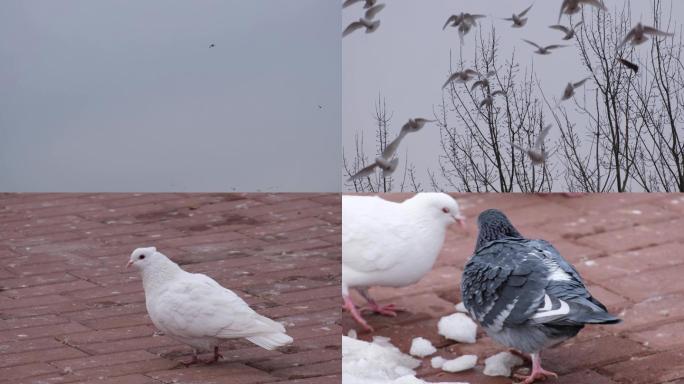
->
342;0;683;191
0;0;340;192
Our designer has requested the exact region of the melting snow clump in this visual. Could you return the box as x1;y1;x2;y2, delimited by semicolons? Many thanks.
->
409;337;436;357
430;356;446;369
441;355;478;373
483;351;524;377
437;313;477;343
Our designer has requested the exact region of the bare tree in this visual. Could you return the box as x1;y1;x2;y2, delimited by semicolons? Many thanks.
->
435;27;555;192
548;0;683;192
343;95;417;192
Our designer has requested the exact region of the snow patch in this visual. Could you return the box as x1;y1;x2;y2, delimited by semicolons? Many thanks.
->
441;355;478;373
438;313;477;343
409;337;436;357
483;351;524;377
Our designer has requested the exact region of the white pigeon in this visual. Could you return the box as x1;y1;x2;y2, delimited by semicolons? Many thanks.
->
342;193;466;331
127;247;293;364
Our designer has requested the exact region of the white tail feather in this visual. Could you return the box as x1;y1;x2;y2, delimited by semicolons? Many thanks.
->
247;332;293;350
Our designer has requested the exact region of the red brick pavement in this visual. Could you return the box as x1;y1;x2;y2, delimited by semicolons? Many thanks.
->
0;193;341;384
342;193;684;384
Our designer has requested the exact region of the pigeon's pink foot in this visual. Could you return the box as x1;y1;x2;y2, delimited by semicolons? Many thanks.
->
514;352;557;383
343;295;374;331
514;368;558;384
363;302;399;317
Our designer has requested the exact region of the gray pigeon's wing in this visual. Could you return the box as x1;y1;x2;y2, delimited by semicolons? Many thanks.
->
558;0;570;21
461;239;548;332
348;162;377;181
642;25;674;37
364;3;385;20
524;239;620;324
519;3;534;17
343;21;364;37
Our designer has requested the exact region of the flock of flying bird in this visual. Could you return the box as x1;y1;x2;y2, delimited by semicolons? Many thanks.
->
344;0;675;182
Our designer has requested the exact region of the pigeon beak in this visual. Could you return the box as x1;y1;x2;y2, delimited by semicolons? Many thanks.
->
454;215;466;229
125;260;133;269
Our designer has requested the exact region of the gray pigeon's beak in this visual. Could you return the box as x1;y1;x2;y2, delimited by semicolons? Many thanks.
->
126;260;134;269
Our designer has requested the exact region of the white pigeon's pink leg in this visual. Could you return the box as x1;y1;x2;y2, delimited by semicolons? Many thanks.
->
513;352;558;384
208;346;223;363
343;295;374;331
358;288;400;317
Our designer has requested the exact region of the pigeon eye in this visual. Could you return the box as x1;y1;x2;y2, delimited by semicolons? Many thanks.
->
139;255;145;260
442;207;450;213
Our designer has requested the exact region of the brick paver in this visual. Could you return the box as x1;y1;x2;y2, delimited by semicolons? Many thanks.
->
0;193;341;383
342;193;684;384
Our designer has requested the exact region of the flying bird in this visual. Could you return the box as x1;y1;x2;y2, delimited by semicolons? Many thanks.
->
620;22;674;47
617;58;639;73
343;18;381;37
461;209;620;383
561;77;591;101
363;3;385;20
343;193;466;331
523;40;567;55
479;90;506;109
343;0;377;9
209;43;215;48
443;13;486;43
504;4;534;28
511;125;552;165
549;21;583;40
443;69;481;89
127;247;293;365
379;118;435;159
348;157;399;181
558;0;607;22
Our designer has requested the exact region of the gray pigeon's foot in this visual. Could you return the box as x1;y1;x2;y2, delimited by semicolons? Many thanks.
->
343;296;374;332
514;368;558;384
513;352;557;383
509;349;532;364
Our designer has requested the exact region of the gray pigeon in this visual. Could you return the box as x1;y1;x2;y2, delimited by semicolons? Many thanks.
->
461;209;620;384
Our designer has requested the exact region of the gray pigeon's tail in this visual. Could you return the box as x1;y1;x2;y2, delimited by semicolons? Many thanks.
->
247;332;293;350
580;311;621;325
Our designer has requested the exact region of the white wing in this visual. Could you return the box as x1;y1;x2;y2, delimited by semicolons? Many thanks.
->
149;273;285;341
